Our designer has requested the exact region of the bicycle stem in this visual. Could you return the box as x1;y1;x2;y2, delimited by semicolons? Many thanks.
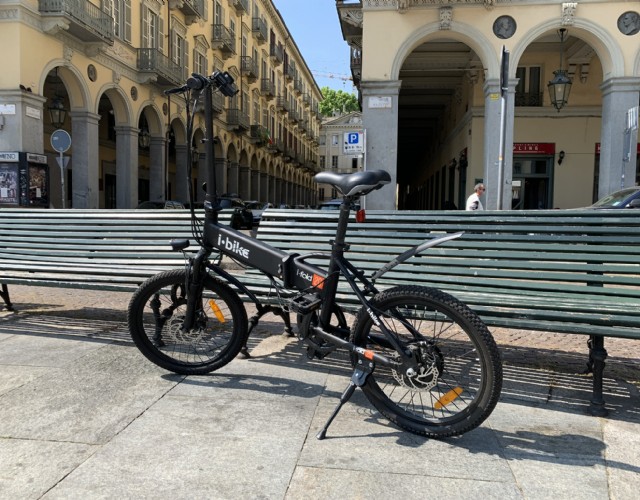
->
181;246;212;332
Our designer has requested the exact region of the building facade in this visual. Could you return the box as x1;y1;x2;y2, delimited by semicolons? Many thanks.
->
317;111;363;202
337;0;640;210
0;0;323;209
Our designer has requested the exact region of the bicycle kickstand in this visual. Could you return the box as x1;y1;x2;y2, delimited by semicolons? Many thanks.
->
316;359;374;440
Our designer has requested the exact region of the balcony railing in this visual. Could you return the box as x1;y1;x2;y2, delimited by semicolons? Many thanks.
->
38;0;114;45
515;92;544;107
250;124;269;145
275;97;289;113
293;78;303;95
137;48;183;86
211;91;226;114
284;63;296;81
269;44;283;66
287;110;299;123
227;108;250;131
212;24;236;59
171;0;205;23
240;56;259;83
228;0;248;14
261;79;275;99
251;17;267;44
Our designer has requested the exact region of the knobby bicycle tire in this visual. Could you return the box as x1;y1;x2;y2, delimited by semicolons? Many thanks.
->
127;269;248;375
351;285;502;438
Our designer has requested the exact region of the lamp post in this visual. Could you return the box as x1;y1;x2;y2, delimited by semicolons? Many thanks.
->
547;28;573;112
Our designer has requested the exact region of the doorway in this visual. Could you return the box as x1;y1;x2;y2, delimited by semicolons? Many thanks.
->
511;156;553;209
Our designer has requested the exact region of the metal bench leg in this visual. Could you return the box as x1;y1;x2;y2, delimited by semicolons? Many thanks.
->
0;284;14;311
587;335;608;417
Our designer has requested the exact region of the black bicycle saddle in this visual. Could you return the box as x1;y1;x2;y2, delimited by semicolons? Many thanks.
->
314;170;391;197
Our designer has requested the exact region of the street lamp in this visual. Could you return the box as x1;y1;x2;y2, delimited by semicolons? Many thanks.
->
547;28;573;112
48;95;67;129
138;129;151;149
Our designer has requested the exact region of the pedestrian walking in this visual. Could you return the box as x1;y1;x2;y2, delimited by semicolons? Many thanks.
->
466;183;485;211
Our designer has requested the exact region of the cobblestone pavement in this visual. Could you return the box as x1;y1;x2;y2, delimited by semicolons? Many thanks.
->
3;284;639;384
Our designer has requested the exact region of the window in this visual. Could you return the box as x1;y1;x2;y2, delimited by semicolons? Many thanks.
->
320;156;326;168
515;66;542;106
104;0;131;42
352;157;358;169
331;156;338;168
141;5;162;50
193;35;209;76
332;134;338;146
171;21;188;77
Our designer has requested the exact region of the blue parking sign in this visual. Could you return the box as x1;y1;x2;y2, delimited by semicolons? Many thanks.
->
343;131;364;153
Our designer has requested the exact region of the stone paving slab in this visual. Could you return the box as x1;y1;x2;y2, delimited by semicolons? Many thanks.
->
1;285;639;498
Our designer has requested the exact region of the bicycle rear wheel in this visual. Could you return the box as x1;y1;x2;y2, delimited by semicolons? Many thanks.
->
351;285;502;438
127;269;248;375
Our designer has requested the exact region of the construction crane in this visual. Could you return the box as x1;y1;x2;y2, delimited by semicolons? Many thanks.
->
311;70;355;90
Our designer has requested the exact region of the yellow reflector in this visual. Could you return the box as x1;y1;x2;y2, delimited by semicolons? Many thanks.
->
434;387;463;410
208;299;226;323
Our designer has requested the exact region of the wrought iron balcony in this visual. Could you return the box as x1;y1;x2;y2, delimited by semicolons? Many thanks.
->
137;48;183;86
269;44;283;66
170;0;205;24
228;0;248;14
38;0;114;45
240;56;259;83
293;78;303;95
227;108;250;131
250;124;270;145
287;110;299;123
275;97;289;114
211;91;226;114
284;63;296;82
515;92;544;107
251;17;267;44
261;79;276;99
212;24;236;59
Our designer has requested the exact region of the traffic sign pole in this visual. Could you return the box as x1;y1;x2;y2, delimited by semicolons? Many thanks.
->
50;129;72;209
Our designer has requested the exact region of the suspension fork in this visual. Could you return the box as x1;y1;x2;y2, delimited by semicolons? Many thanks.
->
181;246;213;332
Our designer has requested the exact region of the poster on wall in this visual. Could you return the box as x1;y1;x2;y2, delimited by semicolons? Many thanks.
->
29;164;48;206
0;164;19;205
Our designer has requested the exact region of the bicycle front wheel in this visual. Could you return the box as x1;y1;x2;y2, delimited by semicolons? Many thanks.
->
127;269;248;375
351;285;502;438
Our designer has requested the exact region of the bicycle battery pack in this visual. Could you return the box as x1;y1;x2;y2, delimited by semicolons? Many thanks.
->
205;223;327;291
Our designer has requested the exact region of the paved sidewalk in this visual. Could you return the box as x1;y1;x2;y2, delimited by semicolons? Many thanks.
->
1;285;639;499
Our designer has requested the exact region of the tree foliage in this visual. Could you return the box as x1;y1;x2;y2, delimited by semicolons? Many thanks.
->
319;86;359;117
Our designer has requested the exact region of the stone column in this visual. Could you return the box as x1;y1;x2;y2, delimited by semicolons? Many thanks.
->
70;110;100;208
228;161;239;195
251;169;260;200
482;79;514;210
599;77;640;196
174;144;188;202
360;80;401;209
149;136;166;202
239;165;251;199
0;90;46;154
114;125;139;208
261;172;269;202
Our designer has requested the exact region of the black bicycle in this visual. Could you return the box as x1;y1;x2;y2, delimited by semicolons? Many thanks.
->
127;72;503;439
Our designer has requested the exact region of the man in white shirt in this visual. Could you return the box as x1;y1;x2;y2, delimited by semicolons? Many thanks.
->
466;183;485;211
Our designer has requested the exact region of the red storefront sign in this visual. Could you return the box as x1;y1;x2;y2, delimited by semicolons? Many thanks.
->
595;143;640;154
513;143;556;155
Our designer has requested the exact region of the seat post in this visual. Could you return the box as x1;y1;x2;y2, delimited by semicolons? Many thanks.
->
319;198;352;326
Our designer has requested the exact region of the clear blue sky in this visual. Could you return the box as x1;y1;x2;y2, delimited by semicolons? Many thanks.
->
272;0;356;94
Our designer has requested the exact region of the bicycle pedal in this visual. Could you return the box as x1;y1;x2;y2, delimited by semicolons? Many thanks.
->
289;294;322;315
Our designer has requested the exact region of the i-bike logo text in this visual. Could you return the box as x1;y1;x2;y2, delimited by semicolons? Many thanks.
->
217;235;250;259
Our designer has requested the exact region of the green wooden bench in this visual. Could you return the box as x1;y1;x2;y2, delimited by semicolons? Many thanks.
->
235;208;640;416
0;209;230;310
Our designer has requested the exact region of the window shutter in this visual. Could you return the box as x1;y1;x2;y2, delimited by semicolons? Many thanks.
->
141;5;148;47
124;0;131;42
158;16;164;53
184;40;189;80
